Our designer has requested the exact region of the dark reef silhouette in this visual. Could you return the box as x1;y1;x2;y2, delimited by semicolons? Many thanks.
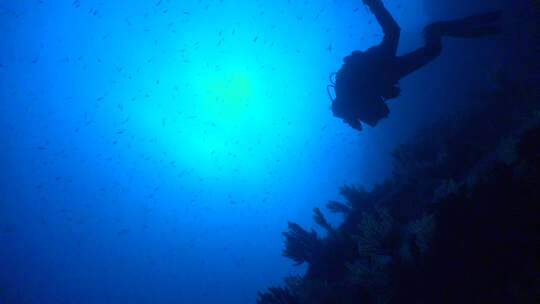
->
257;0;540;301
259;72;540;303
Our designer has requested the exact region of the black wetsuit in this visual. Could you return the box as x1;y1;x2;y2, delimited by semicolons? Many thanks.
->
332;0;501;131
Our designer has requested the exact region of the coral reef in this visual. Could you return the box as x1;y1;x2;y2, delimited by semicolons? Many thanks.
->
258;77;540;303
257;287;299;304
282;222;322;265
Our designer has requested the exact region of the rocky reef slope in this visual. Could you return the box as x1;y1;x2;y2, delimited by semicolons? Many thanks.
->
258;77;540;304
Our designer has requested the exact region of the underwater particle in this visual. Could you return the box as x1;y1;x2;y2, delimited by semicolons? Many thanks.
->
88;8;99;16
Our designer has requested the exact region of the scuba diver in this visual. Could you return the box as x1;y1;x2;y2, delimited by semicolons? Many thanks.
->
329;0;502;131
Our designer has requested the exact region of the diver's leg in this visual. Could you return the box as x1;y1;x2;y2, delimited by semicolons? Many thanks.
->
446;11;502;28
425;11;502;38
394;11;502;79
394;31;442;79
445;26;502;38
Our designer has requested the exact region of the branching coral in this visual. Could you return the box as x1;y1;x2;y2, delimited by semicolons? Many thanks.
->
433;179;461;202
340;208;397;303
313;208;333;234
347;208;436;302
496;136;519;165
326;200;351;214
347;255;393;304
406;214;435;256
283;275;304;296
284;274;350;304
282;222;321;265
256;287;299;304
339;185;371;210
260;75;540;303
518;125;540;165
355;208;394;257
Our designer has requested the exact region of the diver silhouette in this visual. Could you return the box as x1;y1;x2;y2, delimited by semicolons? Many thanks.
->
329;0;502;131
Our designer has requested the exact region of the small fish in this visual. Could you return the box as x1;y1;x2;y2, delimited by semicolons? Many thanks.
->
253;36;259;43
118;228;130;235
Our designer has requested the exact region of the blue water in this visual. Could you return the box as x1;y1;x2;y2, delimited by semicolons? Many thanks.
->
0;1;506;303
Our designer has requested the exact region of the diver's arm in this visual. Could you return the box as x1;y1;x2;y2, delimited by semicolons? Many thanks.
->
363;0;400;36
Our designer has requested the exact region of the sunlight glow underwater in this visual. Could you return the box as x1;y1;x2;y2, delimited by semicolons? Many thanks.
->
122;1;356;184
0;0;423;303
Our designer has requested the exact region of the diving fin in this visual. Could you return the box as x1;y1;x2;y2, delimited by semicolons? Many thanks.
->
427;11;503;38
